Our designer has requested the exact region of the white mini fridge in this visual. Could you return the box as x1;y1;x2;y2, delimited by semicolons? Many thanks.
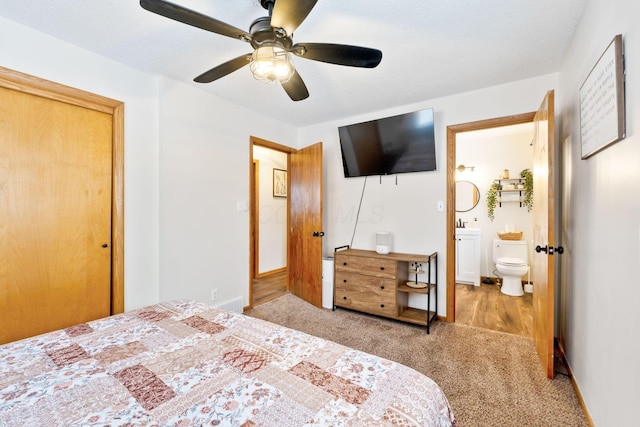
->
322;257;334;309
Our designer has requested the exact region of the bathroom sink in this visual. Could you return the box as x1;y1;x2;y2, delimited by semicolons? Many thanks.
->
456;228;481;235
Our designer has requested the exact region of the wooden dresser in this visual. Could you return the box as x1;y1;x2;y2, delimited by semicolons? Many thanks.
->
333;248;438;333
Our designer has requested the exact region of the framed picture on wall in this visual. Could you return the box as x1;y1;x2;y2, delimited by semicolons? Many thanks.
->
273;168;287;198
579;34;626;159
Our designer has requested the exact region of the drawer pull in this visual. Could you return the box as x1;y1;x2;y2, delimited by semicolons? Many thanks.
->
380;304;385;308
343;296;347;300
343;262;347;266
380;285;384;289
343;279;347;283
380;266;385;270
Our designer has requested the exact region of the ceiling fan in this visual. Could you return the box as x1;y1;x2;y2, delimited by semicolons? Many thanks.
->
140;0;382;101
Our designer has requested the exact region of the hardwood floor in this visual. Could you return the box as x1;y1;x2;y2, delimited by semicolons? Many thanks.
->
253;270;287;306
455;282;533;336
253;272;532;336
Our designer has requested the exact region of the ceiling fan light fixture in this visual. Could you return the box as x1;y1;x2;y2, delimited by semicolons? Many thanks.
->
140;0;381;101
250;43;294;84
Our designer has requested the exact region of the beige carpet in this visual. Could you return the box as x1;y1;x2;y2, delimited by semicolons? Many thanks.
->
245;293;587;427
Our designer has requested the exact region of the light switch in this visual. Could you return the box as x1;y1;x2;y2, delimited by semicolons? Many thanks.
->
437;200;444;212
236;200;248;212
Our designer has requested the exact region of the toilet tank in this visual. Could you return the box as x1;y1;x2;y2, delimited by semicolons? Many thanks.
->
492;239;528;263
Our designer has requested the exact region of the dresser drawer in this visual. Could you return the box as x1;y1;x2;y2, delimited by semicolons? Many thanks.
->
334;254;397;279
335;272;395;293
334;272;396;317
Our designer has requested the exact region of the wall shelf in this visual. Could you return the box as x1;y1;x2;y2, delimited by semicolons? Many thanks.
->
494;178;526;207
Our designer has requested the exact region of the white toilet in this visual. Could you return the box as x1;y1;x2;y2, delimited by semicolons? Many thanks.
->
492;239;529;297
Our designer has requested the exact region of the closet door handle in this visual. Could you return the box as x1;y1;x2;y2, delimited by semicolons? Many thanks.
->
102;243;109;248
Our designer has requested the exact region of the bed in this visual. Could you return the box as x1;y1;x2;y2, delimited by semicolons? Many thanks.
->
0;300;457;426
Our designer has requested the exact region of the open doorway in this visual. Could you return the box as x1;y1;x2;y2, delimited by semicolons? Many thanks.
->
249;137;325;310
446;112;536;335
250;137;294;307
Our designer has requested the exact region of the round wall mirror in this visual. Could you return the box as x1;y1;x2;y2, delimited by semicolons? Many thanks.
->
456;180;480;212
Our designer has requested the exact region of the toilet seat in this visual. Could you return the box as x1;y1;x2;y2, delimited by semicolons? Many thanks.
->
497;257;526;267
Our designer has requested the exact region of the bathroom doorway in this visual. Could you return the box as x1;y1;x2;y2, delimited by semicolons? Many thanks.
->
449;92;559;376
446;112;536;336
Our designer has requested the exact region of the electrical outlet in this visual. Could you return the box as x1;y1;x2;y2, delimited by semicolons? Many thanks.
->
211;289;218;301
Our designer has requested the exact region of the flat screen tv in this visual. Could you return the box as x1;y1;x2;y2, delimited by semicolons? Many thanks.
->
338;108;436;177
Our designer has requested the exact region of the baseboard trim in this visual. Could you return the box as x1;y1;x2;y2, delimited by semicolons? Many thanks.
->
569;373;594;426
255;267;286;279
556;342;594;426
477;276;533;286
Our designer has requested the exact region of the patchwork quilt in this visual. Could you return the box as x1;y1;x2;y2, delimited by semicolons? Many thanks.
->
0;300;457;426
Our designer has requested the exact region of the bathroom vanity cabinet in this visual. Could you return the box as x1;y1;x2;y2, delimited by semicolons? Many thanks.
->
333;248;438;333
455;228;481;286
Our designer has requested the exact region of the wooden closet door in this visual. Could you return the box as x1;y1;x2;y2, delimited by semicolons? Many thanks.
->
0;86;112;344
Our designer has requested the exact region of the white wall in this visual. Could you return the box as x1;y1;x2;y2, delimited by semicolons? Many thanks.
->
0;16;160;311
558;0;640;424
157;78;297;309
457;124;535;279
300;73;558;316
253;146;287;274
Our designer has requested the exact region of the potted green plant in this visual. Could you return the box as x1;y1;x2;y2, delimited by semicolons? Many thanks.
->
519;168;533;211
486;181;501;221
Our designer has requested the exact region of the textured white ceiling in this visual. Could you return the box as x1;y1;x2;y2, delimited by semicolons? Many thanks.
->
0;0;587;126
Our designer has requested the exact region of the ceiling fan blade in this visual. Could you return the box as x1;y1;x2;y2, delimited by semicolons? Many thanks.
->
140;0;251;42
271;0;318;36
194;54;252;83
292;43;382;68
282;69;309;101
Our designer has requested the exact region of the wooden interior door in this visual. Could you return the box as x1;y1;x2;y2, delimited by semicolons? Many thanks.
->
288;142;323;308
532;90;556;378
0;86;113;344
